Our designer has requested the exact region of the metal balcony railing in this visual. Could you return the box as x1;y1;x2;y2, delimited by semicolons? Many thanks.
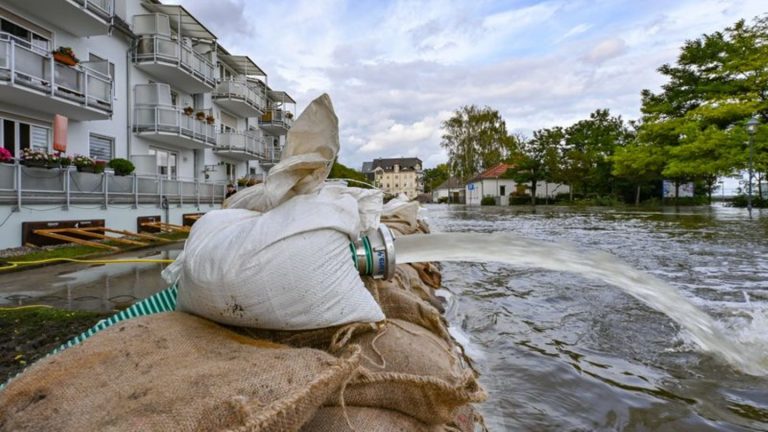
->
0;162;226;209
71;0;114;18
259;109;294;129
213;79;266;111
216;130;267;157
0;33;113;113
134;105;217;146
133;34;215;87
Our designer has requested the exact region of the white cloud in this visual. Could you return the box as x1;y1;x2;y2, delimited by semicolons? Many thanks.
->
179;0;767;170
583;37;627;63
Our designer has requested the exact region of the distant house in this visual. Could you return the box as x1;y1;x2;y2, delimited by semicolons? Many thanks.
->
362;157;423;199
465;163;569;205
432;177;465;203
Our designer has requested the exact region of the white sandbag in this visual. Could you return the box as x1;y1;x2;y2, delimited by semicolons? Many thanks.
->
225;93;339;213
171;186;385;330
163;94;385;330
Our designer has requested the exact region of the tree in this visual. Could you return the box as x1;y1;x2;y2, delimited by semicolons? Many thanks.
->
422;163;450;193
441;105;517;181
507;127;563;204
561;109;631;197
636;16;768;202
328;161;371;188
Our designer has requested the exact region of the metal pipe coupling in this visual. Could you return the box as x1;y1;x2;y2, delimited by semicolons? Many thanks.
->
350;224;396;280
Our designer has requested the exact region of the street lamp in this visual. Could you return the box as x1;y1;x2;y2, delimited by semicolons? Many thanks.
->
746;116;760;214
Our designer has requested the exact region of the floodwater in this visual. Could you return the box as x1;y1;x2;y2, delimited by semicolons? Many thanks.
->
0;246;180;312
1;205;767;431
425;204;768;431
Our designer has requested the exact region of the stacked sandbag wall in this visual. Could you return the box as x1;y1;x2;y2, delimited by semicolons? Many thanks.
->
0;219;486;431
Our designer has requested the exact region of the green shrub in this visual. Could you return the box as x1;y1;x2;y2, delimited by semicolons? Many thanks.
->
481;196;496;206
508;195;532;205
108;158;135;176
437;197;449;203
728;195;768;208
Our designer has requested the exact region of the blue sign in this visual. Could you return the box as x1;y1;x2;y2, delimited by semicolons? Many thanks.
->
468;183;475;191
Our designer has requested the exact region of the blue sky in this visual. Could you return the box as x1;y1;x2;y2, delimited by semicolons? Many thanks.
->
179;0;766;170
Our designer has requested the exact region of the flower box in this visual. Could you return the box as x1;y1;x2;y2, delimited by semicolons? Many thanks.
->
53;52;77;66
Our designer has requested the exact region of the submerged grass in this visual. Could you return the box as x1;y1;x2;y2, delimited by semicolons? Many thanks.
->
0;306;110;382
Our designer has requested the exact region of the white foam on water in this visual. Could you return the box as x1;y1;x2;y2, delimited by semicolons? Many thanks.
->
395;232;768;376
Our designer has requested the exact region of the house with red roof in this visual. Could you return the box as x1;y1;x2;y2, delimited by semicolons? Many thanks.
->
465;163;569;205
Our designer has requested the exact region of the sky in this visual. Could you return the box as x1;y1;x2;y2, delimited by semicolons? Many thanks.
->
179;0;766;171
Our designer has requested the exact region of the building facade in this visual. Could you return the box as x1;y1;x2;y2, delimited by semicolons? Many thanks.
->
0;0;296;249
432;177;465;203
363;157;423;200
465;163;569;205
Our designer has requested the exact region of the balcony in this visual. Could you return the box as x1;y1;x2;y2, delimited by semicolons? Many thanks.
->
212;79;265;118
0;162;226;209
0;34;112;121
133;34;216;94
4;0;113;37
214;130;267;161
134;105;217;150
259;109;294;135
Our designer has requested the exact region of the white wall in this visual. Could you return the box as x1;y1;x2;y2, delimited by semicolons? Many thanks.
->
0;203;217;250
466;179;517;205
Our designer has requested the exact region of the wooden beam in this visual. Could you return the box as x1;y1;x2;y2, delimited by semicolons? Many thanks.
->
33;231;118;250
65;228;148;246
100;228;171;243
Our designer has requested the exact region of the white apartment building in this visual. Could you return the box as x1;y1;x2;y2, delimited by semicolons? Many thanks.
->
0;0;296;249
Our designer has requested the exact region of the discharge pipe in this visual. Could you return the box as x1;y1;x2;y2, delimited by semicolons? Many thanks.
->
351;224;396;280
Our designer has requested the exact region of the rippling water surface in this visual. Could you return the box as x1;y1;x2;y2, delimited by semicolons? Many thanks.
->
426;204;768;431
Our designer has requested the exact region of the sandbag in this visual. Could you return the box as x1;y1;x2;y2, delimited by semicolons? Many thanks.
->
0;312;361;432
329;319;487;425
411;261;442;289
170;186;385;330
300;407;444;431
363;276;451;343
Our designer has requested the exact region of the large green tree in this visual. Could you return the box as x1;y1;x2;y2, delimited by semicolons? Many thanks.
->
507;127;564;204
561;109;631;197
440;105;517;181
422;163;450;193
635;16;768;202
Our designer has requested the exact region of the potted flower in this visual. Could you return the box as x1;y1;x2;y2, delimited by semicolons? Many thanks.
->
237;177;248;187
54;152;73;168
195;111;206;121
108;158;135;176
0;148;12;164
183;106;194;117
285;111;294;120
205;114;215;125
52;47;79;66
73;154;96;173
21;148;52;168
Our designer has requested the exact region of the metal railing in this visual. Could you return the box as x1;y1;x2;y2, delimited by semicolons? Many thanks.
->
134;105;217;146
0;33;113;113
259;109;294;129
71;0;114;18
133;34;215;88
213;79;266;112
216;130;267;158
0;162;226;209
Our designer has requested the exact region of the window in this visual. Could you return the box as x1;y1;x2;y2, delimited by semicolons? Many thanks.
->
500;185;506;196
148;147;177;179
0;18;49;52
1;118;50;156
89;134;114;160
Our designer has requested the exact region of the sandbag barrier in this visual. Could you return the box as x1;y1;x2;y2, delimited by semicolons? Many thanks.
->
0;220;487;431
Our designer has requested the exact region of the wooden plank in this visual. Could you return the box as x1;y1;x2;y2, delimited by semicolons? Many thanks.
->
34;231;118;250
141;222;190;233
102;228;171;243
65;228;148;246
23;219;105;246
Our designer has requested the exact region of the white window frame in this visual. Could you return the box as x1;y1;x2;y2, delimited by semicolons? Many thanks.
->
89;133;114;161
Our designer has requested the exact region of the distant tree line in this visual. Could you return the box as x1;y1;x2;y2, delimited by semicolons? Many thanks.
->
437;16;767;205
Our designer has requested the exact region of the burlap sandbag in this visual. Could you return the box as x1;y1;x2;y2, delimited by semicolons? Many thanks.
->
300;407;442;431
411;261;442;289
328;319;487;425
395;264;444;312
0;312;360;432
363;276;451;343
